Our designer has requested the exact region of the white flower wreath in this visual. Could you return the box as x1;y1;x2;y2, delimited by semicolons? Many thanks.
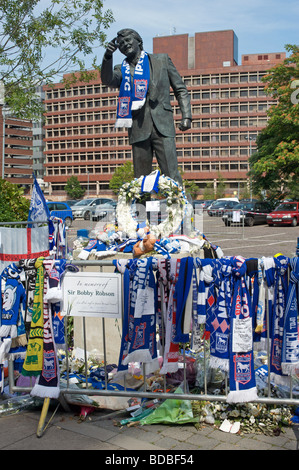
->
116;174;188;239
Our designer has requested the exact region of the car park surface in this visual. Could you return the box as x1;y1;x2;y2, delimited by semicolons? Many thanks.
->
222;201;272;227
46;201;73;227
266;201;299;227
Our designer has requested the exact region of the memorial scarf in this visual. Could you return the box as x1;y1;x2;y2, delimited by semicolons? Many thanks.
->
122;258;159;374
209;260;232;372
281;257;299;375
160;259;181;374
270;254;289;385
31;259;60;398
227;256;258;403
174;257;194;344
202;262;217;341
18;259;37;323
22;258;45;377
155;259;168;358
44;259;78;347
114;259;130;375
254;258;267;350
245;258;261;346
263;256;275;338
115;50;150;128
141;170;160;194
190;261;202;351
0;264;26;342
194;259;214;324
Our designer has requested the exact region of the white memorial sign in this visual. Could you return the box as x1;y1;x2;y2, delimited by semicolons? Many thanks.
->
62;272;122;318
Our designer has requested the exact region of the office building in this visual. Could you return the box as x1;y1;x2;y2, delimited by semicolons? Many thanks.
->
0;108;33;187
43;30;285;198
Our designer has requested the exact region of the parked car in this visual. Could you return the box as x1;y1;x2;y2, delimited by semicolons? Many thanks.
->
91;201;117;221
266;202;299;227
208;199;239;217
193;199;215;210
71;198;115;220
46;201;73;227
65;199;79;207
222;201;272;227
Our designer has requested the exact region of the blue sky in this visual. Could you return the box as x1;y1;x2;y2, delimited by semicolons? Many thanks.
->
95;0;298;66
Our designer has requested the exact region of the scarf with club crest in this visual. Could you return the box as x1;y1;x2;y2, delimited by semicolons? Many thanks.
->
17;259;37;323
0;263;27;347
22;258;45;377
227;256;258;403
281;257;299;375
269;254;290;385
121;258;159;374
208;259;232;372
30;259;60;399
173;257;195;344
195;259;215;325
113;259;131;375
115;50;150;128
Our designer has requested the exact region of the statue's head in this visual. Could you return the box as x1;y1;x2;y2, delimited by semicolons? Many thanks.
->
117;28;143;51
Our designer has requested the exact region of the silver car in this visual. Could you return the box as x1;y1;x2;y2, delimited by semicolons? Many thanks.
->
71;198;114;220
91;201;117;222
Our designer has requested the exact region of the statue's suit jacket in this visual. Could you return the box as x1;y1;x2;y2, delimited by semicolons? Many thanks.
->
101;53;192;145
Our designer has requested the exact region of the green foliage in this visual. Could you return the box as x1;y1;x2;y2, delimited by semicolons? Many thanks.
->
183;179;198;199
215;173;226;199
249;45;299;199
0;0;114;119
65;175;85;199
203;182;214;199
0;178;30;222
109;161;134;194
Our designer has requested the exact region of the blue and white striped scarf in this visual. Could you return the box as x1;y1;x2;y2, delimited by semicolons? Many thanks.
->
270;254;289;385
281;257;299;375
227;256;258;403
209;260;232;372
174;257;195;344
120;258;159;374
115;51;150;128
195;259;215;325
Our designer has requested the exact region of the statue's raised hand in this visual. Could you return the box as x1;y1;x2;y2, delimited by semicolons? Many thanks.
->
104;38;118;59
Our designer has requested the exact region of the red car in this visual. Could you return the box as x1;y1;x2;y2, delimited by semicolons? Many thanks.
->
266;202;299;227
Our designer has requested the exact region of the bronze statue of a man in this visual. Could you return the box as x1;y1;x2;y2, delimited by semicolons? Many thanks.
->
101;28;192;185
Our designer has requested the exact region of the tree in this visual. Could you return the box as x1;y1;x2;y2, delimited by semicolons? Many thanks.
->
215;173;226;199
65;175;85;199
109;162;134;194
0;0;114;119
0;178;30;222
249;45;299;200
183;179;198;200
203;182;214;199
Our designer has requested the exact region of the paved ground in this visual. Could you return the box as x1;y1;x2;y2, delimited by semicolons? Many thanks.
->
68;214;299;260
0;406;298;451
